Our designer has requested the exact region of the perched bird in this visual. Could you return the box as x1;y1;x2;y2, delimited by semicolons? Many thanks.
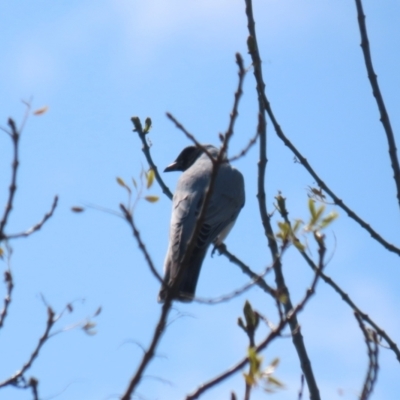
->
158;144;245;302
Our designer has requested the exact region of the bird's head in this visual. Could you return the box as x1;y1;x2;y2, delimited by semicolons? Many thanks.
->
164;145;220;172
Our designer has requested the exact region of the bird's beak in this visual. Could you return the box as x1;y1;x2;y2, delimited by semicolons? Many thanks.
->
164;161;179;172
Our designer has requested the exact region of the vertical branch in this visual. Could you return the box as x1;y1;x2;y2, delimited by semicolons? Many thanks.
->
354;0;400;210
0;270;13;329
0;119;20;239
354;312;379;400
244;1;321;399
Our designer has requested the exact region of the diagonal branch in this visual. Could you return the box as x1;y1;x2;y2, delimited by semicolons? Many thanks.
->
6;196;58;240
0;307;56;388
120;204;163;284
301;250;400;362
216;244;275;296
131;117;173;200
354;0;400;211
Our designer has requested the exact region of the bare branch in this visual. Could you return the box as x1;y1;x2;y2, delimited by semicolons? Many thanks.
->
300;250;400;362
131;116;173;200
165;114;216;163
244;0;321;398
0;307;56;388
6;196;58;240
298;374;305;400
228;129;259;163
0;269;13;329
354;312;379;400
120;204;163;284
215;243;275;296
354;0;400;210
193;261;275;305
0;118;20;240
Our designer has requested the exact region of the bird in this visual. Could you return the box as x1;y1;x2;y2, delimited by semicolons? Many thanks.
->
158;144;245;302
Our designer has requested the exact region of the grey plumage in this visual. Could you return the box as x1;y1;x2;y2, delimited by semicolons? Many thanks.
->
158;145;245;302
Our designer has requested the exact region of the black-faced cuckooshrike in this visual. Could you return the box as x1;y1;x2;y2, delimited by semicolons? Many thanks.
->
158;145;245;302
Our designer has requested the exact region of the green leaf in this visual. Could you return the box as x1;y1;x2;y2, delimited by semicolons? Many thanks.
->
145;195;159;203
243;301;258;330
308;198;316;219
146;169;155;188
116;177;131;194
320;211;338;228
143;117;152;134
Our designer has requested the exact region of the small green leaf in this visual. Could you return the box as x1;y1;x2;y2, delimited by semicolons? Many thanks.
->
308;198;316;219
146;169;155;188
145;195;159;203
143;117;152;134
116;177;131;193
244;301;258;330
320;211;338;228
267;375;285;388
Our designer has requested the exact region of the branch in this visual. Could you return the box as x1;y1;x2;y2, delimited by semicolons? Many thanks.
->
354;0;400;211
0;118;20;240
185;242;325;400
354;312;379;400
120;203;163;284
216;243;276;297
0;307;56;388
299;250;400;362
131;117;173;200
6;196;58;240
0;270;13;329
244;0;321;398
193;260;275;305
253;18;400;256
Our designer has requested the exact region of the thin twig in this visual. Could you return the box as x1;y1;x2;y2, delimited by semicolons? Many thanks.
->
354;0;400;211
354;312;379;400
193;261;275;305
165;114;216;163
228;129;259;162
216;244;275;296
0;118;20;240
6;196;58;240
298;374;305;400
131;117;173;200
244;0;321;398
120;204;163;284
0;307;56;388
300;250;400;362
0;270;13;329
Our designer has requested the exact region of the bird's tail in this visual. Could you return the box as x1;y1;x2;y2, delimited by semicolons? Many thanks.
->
158;246;207;303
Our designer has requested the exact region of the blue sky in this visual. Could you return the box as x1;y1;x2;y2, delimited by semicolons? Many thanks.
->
1;1;400;399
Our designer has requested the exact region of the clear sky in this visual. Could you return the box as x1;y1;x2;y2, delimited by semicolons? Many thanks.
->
1;1;400;399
